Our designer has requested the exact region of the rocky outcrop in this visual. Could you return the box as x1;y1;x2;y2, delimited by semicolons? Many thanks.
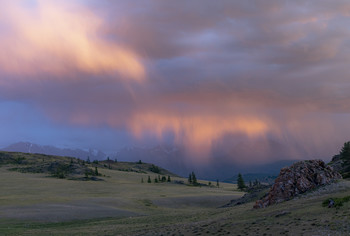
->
254;160;342;209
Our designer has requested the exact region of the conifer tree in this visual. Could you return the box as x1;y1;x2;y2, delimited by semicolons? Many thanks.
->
167;175;171;182
237;173;246;190
191;172;198;185
340;141;350;175
188;173;192;183
147;176;151;183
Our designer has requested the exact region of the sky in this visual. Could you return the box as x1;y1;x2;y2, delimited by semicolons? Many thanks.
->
1;0;350;168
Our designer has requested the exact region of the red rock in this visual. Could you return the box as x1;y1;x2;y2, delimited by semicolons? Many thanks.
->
254;160;342;209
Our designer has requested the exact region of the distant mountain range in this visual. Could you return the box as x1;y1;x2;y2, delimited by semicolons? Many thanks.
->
1;142;107;161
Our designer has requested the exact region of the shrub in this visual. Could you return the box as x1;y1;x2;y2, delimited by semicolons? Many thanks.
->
149;164;160;173
322;196;350;208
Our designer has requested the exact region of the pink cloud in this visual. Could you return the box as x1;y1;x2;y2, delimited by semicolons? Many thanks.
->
0;0;145;82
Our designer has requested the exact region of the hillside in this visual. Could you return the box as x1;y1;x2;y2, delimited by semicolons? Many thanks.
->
0;151;349;235
0;151;177;180
224;173;277;185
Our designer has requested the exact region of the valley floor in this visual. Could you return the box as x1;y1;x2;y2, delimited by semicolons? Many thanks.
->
0;166;349;235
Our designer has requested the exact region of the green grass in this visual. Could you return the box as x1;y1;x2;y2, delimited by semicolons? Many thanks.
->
322;195;350;208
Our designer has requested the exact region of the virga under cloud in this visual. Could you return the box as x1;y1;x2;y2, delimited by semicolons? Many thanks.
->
1;0;350;165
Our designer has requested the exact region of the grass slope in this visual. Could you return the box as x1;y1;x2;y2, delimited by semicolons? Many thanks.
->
0;152;349;235
0;151;177;179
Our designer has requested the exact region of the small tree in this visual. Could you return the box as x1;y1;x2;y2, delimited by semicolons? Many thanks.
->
191;172;198;185
237;173;246;190
167;175;171;182
208;181;212;186
154;177;158;183
188;173;192;183
216;179;219;187
87;156;91;164
340;141;350;176
340;142;350;158
137;160;142;164
95;167;99;176
141;177;144;183
147;176;151;183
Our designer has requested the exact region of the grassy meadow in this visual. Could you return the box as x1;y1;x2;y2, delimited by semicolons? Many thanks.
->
0;153;349;235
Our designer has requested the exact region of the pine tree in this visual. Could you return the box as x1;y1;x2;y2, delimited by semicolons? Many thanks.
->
237;173;246;190
95;167;99;176
167;175;171;182
191;172;198;185
188;173;192;183
340;141;350;175
147;176;151;183
216;179;219;187
87;156;91;164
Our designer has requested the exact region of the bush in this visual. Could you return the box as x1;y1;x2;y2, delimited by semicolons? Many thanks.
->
149;164;160;173
322;196;350;208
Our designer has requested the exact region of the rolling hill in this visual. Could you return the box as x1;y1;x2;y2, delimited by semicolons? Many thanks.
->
0;151;349;235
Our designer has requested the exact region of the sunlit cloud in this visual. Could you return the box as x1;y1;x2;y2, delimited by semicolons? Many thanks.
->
0;0;145;81
1;0;350;168
128;112;269;160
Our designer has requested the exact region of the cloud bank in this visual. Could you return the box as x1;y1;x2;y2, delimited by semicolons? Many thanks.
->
1;0;350;165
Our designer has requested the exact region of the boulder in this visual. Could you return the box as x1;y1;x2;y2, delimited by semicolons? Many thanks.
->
254;160;342;208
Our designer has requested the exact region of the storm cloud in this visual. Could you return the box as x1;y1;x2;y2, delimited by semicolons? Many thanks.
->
1;0;350;165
